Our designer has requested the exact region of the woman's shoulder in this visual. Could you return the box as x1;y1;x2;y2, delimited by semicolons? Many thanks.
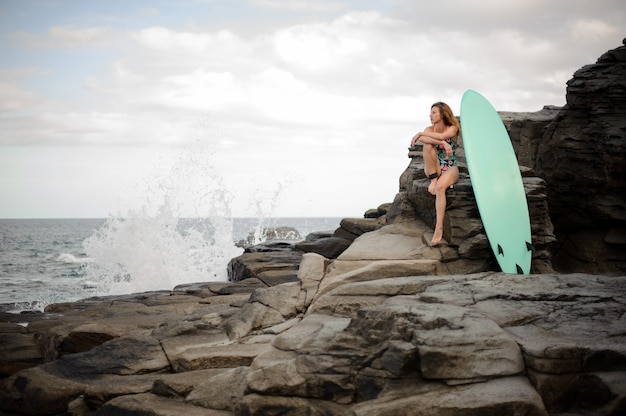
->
445;124;459;136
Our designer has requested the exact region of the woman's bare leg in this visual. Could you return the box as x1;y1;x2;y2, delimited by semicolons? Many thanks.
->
422;143;440;195
432;166;459;245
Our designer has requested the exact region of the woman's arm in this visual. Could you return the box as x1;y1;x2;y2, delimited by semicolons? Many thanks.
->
411;125;457;146
412;125;456;156
419;125;458;142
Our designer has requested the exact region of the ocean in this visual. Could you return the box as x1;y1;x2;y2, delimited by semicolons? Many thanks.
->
0;216;341;312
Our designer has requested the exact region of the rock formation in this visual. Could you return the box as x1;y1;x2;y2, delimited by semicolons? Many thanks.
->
1;262;624;415
1;42;626;416
535;42;626;275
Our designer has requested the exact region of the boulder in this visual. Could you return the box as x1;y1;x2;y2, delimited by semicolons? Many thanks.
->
227;250;302;283
185;366;250;412
1;365;88;415
222;281;304;340
0;332;42;377
350;376;548;416
294;236;352;259
239;394;350;415
338;217;386;236
0;334;169;414
500;105;563;169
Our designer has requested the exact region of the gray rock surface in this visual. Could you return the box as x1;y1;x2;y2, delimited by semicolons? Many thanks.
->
535;42;626;275
1;234;625;415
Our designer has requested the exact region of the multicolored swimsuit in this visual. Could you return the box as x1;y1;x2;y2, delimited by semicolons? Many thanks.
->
437;137;457;172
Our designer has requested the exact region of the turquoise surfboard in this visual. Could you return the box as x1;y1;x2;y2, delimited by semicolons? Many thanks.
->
460;89;533;274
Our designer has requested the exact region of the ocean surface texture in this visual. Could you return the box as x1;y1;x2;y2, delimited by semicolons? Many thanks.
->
0;217;340;311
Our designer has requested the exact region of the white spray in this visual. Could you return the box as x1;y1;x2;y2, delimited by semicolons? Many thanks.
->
82;120;245;297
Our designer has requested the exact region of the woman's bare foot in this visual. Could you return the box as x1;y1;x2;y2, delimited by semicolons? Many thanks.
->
431;227;443;245
428;178;438;195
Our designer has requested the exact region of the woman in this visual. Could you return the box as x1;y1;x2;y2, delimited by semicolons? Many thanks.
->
410;102;460;245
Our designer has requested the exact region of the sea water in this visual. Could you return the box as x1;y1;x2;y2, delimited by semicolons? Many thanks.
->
0;216;341;311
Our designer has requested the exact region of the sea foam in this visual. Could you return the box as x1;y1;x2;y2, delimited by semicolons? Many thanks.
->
81;125;253;297
82;201;243;296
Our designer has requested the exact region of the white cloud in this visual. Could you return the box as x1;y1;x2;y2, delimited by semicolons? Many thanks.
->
249;0;343;13
0;83;38;111
131;26;242;55
13;26;117;49
48;26;108;47
569;18;621;43
111;61;146;84
273;11;404;74
140;7;160;17
274;25;366;71
159;69;241;111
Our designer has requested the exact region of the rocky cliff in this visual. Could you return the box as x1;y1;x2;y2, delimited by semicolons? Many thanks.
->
536;43;626;275
1;42;625;416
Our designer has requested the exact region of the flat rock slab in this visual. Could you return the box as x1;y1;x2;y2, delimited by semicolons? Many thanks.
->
95;392;231;416
350;376;548;416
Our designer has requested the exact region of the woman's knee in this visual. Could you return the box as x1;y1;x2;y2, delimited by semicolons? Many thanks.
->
435;182;449;194
435;177;453;193
423;144;437;160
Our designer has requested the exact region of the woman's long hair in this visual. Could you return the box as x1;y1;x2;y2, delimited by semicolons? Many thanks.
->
432;102;460;137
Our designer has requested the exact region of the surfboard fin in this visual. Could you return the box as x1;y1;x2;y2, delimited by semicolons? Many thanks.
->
497;244;504;256
526;241;535;253
516;264;524;274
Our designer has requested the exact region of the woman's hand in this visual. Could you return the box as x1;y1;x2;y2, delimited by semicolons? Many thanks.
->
410;132;421;147
442;141;453;157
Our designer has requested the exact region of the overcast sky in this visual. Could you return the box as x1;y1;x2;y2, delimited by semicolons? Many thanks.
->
1;0;624;219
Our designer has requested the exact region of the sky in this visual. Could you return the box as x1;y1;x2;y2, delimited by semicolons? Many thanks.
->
0;0;624;219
